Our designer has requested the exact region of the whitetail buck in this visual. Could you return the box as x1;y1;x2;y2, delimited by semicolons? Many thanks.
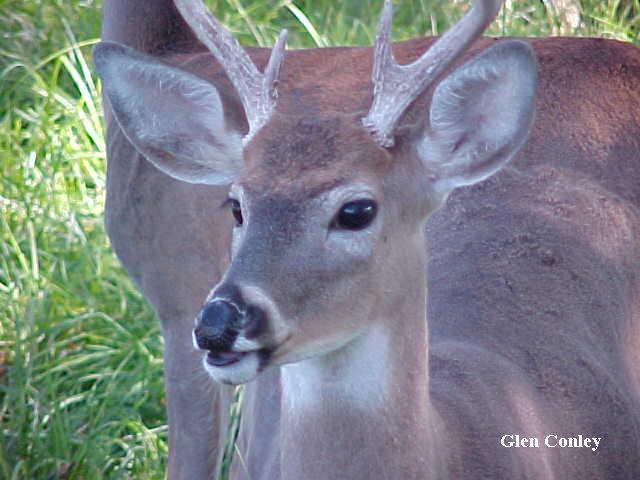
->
95;0;640;478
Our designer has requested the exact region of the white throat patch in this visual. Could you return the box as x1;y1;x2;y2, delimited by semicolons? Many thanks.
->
280;325;390;412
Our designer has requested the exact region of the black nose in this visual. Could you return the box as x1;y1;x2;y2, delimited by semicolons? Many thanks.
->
194;300;244;352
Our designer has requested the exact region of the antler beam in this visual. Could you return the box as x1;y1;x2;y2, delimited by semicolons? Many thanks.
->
362;0;502;147
174;0;287;144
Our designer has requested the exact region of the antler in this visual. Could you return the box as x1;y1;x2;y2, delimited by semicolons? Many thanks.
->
174;0;287;144
362;0;502;147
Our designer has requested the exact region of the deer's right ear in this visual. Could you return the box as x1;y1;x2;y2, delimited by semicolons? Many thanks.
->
93;42;242;185
416;41;536;197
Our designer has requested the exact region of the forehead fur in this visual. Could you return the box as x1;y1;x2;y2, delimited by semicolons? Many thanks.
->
241;113;392;198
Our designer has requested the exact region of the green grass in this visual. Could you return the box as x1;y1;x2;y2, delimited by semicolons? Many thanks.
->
0;1;638;478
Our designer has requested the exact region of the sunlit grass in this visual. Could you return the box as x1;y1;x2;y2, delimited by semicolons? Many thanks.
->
1;1;638;478
1;4;166;477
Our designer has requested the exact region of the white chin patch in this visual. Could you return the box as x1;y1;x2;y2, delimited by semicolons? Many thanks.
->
202;351;261;385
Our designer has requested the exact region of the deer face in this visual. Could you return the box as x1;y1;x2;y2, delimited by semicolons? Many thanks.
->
94;0;536;384
191;111;451;384
200;115;431;383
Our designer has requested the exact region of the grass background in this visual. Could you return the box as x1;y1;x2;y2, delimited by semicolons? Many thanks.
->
0;0;638;478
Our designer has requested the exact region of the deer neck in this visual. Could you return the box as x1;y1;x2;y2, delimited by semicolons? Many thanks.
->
279;266;447;480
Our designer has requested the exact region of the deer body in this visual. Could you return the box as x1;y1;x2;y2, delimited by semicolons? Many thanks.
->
98;1;640;478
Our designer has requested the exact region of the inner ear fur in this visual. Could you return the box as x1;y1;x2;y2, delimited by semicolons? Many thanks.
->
416;40;537;195
93;41;243;185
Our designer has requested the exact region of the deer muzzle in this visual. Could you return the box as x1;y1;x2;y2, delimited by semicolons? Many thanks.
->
193;291;268;368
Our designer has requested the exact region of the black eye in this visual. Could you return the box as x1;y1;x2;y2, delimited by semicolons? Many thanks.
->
229;199;243;226
334;199;377;231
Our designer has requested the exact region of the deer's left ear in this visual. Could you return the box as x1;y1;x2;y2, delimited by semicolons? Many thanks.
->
417;40;536;196
94;42;243;185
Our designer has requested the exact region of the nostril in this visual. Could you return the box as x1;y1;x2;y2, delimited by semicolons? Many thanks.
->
194;325;236;352
194;300;243;352
244;304;268;338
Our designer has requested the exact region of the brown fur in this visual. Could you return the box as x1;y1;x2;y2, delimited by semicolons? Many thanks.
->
243;113;393;198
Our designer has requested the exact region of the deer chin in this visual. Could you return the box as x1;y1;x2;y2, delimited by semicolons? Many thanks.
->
202;349;263;385
201;340;285;385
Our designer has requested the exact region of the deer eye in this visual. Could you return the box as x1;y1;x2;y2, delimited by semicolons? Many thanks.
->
227;199;243;226
334;199;377;231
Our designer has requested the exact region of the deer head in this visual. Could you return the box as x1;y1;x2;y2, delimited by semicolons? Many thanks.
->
94;0;536;385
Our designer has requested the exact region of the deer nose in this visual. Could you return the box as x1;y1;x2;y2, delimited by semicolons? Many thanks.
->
194;300;245;352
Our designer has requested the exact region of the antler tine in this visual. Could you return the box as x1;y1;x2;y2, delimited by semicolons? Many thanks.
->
362;0;502;148
174;0;287;144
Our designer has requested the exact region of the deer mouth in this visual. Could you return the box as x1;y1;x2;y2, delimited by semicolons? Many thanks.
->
206;346;276;368
206;350;248;367
201;346;278;385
